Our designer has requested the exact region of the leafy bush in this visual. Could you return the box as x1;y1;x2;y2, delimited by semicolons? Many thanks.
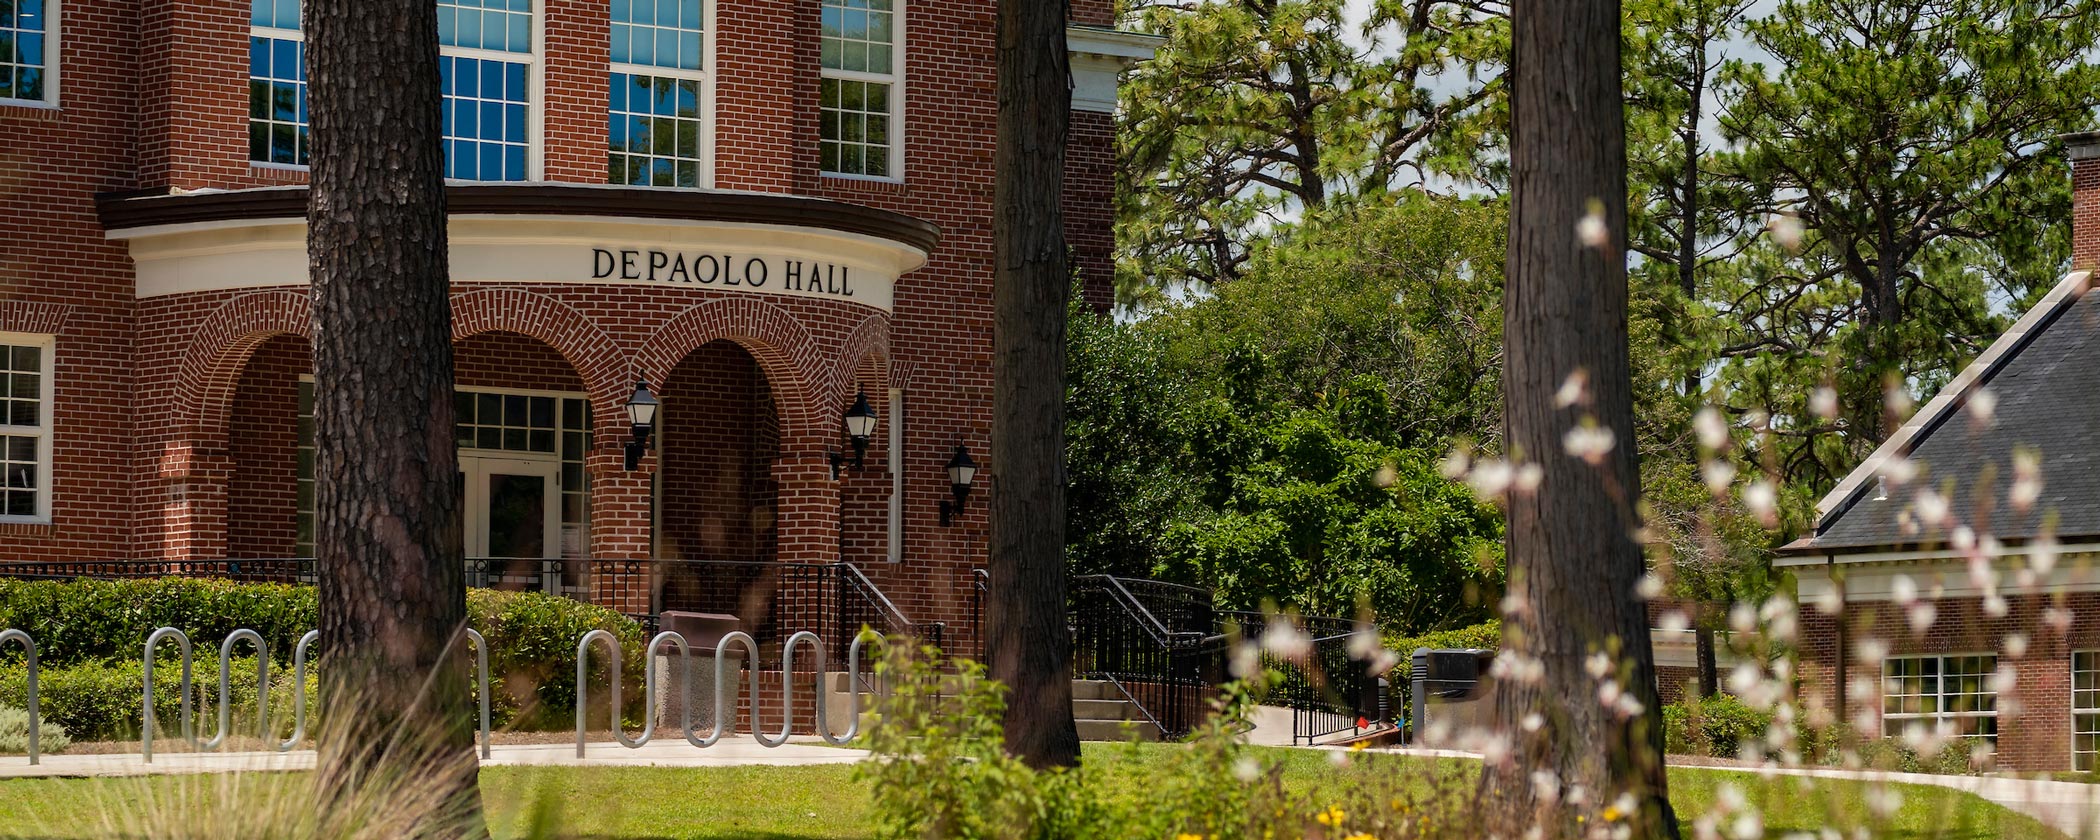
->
0;703;68;754
1662;693;1774;759
0;580;644;738
0;655;317;743
1388;620;1500;656
0;578;317;666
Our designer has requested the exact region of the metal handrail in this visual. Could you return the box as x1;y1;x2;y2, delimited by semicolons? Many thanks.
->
1076;576;1177;648
1095;672;1170;740
141;627;194;763
0;629;36;765
465;628;491;759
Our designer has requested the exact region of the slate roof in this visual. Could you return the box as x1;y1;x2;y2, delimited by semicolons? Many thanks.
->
1795;270;2100;553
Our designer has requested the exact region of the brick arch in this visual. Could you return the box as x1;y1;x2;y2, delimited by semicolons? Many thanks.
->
829;314;892;407
174;290;313;441
636;298;826;441
449;288;629;415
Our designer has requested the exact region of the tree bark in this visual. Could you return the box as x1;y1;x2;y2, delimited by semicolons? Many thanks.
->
1479;0;1677;836
988;0;1082;769
1695;625;1718;699
306;0;480;832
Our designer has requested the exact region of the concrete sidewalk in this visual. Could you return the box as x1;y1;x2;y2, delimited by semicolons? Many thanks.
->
1358;746;2100;839
0;739;867;779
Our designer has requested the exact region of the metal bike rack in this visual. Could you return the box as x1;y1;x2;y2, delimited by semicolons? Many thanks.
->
277;630;319;752
0;629;37;765
465;628;491;759
201;629;269;752
574;628;882;758
142;627;194;763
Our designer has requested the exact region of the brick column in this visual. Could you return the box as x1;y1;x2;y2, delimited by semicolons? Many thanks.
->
773;452;841;563
2071;133;2100;271
155;444;233;563
587;447;654;616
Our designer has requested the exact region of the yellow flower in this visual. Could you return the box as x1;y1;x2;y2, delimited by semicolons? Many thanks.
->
1343;834;1377;840
1349;740;1370;752
1602;806;1623;822
1176;835;1204;840
1315;805;1346;827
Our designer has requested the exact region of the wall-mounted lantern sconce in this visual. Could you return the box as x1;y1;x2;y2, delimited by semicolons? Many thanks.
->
829;390;880;479
623;381;659;471
938;441;977;526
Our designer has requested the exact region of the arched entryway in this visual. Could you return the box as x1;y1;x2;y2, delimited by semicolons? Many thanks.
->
657;338;781;563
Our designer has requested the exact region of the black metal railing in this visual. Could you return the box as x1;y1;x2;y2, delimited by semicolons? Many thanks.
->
1225;611;1386;744
0;557;943;672
969;568;989;662
1070;574;1222;740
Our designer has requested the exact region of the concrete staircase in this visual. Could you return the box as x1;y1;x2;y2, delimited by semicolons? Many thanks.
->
1071;679;1159;742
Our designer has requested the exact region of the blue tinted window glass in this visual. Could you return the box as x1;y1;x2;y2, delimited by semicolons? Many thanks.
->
247;35;310;164
611;0;702;71
441;57;529;181
606;72;704;187
439;0;529;53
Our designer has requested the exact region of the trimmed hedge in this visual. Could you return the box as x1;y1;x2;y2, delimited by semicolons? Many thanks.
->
1386;620;1500;656
0;579;644;739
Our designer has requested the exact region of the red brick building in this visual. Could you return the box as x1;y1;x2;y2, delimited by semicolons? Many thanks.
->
0;0;1154;652
1783;133;2100;772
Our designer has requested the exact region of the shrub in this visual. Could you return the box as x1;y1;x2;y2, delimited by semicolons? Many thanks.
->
0;578;318;666
0;703;68;754
1662;693;1774;759
0;655;317;743
1387;620;1500;657
0;580;645;737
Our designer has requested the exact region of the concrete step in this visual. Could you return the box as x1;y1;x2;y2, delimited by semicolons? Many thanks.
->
1072;698;1133;721
1070;679;1117;701
1077;718;1159;742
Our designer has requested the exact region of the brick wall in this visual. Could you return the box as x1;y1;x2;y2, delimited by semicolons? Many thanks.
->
1795;590;2100;772
2074;140;2100;271
226;336;307;557
2;0;1129;656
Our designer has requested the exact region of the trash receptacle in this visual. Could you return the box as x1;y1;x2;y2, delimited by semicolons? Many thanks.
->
1408;648;1493;745
655;611;743;732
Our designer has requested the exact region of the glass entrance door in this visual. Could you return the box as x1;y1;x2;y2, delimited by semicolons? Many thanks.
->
462;455;560;591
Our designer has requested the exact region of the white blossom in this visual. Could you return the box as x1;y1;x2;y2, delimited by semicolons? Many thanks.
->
1696;408;1731;451
1810;386;1838;420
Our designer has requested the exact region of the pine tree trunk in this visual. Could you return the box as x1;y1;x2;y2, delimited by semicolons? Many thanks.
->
1479;0;1678;835
988;0;1082;769
305;0;481;831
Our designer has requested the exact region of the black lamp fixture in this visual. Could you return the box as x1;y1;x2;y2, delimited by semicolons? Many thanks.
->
938;441;978;526
622;380;659;471
829;389;880;479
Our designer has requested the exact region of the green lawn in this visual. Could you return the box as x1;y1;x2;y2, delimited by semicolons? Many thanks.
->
0;745;2063;839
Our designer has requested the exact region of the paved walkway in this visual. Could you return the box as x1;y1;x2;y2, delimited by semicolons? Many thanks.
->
0;738;867;780
1361;746;2100;839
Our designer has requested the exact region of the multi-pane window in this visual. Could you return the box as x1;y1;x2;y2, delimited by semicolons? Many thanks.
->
1882;655;1998;742
2076;653;2100;771
439;0;534;181
298;386;589;557
608;0;706;187
819;0;899;178
0;337;52;521
249;0;307;166
0;0;52;104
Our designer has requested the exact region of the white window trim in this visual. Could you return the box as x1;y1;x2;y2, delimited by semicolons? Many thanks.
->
249;18;306;170
2075;651;2100;771
818;0;904;183
1881;652;2000;739
607;0;717;189
438;0;545;181
0;332;54;524
1;0;61;109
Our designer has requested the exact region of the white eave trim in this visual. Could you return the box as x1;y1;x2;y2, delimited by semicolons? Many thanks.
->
1066;25;1164;62
1813;269;2095;530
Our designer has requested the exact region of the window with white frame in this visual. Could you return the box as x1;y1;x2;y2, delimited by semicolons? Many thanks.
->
2076;652;2100;771
439;0;535;181
249;0;307;165
818;0;899;179
1882;654;1998;742
1;0;55;105
608;0;707;187
0;335;53;522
